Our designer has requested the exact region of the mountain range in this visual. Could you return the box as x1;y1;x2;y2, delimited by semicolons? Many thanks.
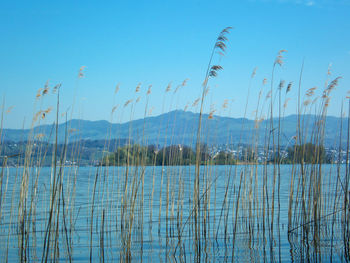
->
1;110;347;148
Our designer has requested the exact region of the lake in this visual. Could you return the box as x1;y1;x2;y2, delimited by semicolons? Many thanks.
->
0;164;347;262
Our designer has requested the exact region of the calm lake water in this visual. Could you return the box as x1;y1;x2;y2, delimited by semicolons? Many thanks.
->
0;164;347;262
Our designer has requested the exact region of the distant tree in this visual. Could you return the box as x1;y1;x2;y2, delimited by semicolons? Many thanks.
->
213;151;237;165
102;143;231;166
287;143;325;164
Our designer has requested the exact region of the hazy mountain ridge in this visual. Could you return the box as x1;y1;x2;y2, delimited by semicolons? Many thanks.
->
1;110;346;147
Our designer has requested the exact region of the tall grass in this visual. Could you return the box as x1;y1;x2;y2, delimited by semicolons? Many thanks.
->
0;27;349;262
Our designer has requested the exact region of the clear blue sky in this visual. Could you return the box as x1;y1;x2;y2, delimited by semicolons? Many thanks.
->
1;0;349;128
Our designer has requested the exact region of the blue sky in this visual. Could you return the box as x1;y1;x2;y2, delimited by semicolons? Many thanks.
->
0;0;349;128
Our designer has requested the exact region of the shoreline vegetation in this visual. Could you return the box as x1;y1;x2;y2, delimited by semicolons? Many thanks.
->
101;142;330;166
1;27;350;262
1;140;332;167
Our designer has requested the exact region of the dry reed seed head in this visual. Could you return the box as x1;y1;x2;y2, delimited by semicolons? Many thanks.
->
221;26;233;34
251;67;258;79
42;87;49;96
215;27;232;55
306;87;317;97
279;80;285;90
78;66;86;78
124;99;132;107
208;110;215;119
147;85;152;95
325;97;331;107
215;41;227;53
192;98;200;107
174;85;181;94
279;49;287;54
184;103;189;111
222;99;229;109
33;110;43;122
325;76;342;94
275;50;287;66
52;83;61;94
111;105;119;114
327;63;333;76
263;78;268;85
36;88;43;99
115;84;120;94
209;65;223;78
148;107;154;115
323;77;342;96
45;107;52;114
275;56;283;66
166;82;172;92
6;106;14;114
182;78;189;87
286;82;292;93
303;100;311;106
217;35;228;42
44;79;49;89
283;98;291;108
135;83;141;93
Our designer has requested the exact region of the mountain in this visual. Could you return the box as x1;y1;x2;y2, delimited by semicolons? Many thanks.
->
0;110;347;148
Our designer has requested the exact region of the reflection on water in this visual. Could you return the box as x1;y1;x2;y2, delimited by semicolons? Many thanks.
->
0;164;348;262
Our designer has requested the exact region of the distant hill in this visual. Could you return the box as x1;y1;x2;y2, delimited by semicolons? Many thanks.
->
0;110;347;148
0;138;131;166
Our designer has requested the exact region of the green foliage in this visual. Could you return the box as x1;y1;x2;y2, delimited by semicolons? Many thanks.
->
286;143;326;164
101;144;236;166
211;151;237;165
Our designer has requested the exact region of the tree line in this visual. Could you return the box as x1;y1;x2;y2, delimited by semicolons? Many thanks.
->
101;144;237;166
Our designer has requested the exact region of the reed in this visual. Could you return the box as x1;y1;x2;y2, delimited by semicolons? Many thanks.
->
1;27;350;262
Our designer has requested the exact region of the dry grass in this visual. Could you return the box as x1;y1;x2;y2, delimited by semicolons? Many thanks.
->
0;27;349;262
